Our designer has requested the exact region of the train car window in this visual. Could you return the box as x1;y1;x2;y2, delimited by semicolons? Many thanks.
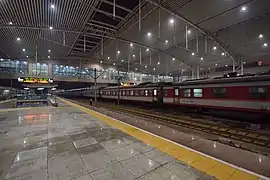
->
213;87;226;97
183;89;191;97
153;89;157;96
145;90;148;96
123;91;126;96
135;90;139;96
174;88;179;96
193;89;203;97
140;90;144;96
126;91;129;96
164;90;168;97
130;90;134;96
249;87;267;99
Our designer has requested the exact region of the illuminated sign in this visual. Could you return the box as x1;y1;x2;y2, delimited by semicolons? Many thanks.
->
18;77;53;84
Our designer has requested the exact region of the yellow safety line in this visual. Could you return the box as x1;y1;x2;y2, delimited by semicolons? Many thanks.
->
59;97;264;180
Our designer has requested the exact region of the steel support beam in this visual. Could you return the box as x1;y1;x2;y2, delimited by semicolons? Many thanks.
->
101;0;134;14
95;9;124;21
144;0;236;62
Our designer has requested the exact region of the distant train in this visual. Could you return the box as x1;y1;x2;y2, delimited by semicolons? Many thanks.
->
60;72;270;118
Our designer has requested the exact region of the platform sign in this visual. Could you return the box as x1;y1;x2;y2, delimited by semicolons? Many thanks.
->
18;77;53;84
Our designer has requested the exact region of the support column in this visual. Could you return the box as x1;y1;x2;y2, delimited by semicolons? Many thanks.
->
48;62;52;77
233;59;236;72
240;59;244;75
28;62;33;75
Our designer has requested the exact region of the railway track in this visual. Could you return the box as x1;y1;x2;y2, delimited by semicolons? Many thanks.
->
98;103;270;148
70;98;270;151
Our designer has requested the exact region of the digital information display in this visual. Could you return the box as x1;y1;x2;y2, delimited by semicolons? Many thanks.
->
18;77;53;84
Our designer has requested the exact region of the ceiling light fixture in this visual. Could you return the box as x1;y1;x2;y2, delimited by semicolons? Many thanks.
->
48;56;50;59
172;57;175;61
16;37;21;41
213;46;217;50
153;68;155;71
9;22;13;25
48;49;51;53
133;54;135;57
49;26;53;30
165;40;168;44
100;61;103;63
22;49;25;52
157;62;160;65
259;34;263;39
146;48;149;52
241;6;247;12
113;63;115;65
169;19;174;24
117;50;120;54
200;57;203;60
187;30;191;34
145;65;147;68
263;43;268;47
225;64;228;67
130;43;133;47
215;63;218;66
221;52;225;56
50;4;55;9
121;59;124;62
107;57;110;59
147;32;152;37
192;52;195;56
26;56;28;58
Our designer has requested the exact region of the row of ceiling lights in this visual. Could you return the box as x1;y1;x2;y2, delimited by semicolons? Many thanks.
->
16;37;52;59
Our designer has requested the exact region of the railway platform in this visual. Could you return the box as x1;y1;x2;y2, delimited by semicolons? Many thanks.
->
0;99;269;180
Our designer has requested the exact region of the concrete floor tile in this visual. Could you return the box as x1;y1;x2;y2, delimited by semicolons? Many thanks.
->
81;150;118;172
13;147;47;163
101;139;126;150
90;162;135;180
137;166;180;180
120;154;160;178
6;157;47;179
129;141;154;153
109;145;140;161
73;137;98;149
72;173;93;180
48;154;86;180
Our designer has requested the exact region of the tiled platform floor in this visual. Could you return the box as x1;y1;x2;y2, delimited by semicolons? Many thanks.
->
0;104;215;180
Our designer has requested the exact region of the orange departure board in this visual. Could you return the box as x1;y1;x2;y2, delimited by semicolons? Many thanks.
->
18;77;53;84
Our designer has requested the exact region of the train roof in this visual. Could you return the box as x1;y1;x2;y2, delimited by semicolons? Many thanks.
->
175;72;270;86
103;82;173;90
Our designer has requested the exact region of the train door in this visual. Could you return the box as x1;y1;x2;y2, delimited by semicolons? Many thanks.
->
173;87;180;104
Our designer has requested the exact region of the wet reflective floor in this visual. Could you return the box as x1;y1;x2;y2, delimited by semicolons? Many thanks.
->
0;104;215;180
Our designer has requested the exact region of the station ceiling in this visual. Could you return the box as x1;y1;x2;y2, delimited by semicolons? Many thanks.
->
0;0;269;75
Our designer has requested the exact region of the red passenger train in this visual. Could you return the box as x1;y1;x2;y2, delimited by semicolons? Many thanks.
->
86;73;270;116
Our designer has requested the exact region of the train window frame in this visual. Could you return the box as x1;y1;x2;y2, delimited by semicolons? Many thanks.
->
249;86;267;99
140;90;144;96
193;89;203;97
130;90;134;96
174;88;179;96
183;89;191;97
123;91;126;96
213;87;227;97
126;91;129;96
135;90;139;96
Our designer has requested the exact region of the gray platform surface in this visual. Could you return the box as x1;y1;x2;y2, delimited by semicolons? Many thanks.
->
0;103;215;180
